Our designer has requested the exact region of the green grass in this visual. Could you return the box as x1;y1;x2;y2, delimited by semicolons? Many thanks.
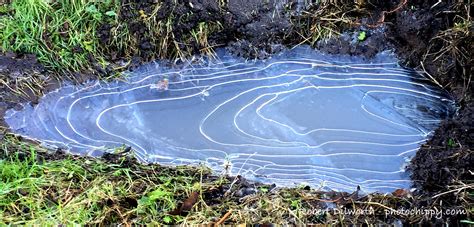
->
0;0;120;72
0;135;214;225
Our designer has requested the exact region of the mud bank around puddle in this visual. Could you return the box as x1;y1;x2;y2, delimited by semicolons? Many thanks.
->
0;0;472;224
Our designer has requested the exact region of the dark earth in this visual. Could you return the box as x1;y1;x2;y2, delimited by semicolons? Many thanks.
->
0;0;472;224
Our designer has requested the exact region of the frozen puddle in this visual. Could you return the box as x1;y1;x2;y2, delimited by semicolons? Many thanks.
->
6;46;455;192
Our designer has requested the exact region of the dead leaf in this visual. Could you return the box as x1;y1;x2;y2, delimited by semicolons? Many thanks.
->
169;191;199;215
392;188;409;197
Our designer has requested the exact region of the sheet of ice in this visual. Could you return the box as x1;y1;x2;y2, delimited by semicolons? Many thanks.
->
5;46;455;192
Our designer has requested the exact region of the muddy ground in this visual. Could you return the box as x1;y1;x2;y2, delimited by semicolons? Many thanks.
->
0;0;472;224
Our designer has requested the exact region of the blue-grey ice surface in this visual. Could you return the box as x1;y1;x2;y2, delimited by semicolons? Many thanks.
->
5;46;455;192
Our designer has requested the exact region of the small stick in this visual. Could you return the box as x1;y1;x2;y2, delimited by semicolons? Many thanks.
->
214;210;232;226
360;201;400;214
432;184;474;199
420;61;443;88
353;0;408;28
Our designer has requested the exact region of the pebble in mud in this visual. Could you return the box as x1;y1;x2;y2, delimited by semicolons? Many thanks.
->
235;188;258;198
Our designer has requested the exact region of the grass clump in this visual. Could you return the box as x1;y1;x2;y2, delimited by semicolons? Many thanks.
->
423;3;473;99
0;0;120;72
102;1;224;62
0;135;213;225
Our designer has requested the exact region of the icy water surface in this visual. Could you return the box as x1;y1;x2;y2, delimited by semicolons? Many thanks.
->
6;47;455;192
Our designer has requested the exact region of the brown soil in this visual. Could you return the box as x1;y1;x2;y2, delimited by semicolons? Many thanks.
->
384;0;472;196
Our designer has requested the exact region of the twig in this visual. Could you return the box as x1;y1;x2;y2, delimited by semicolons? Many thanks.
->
214;210;232;226
431;0;442;9
360;201;400;214
420;61;443;88
354;0;407;28
432;184;474;199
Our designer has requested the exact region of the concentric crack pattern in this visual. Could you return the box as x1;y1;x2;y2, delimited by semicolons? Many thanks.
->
6;47;455;192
